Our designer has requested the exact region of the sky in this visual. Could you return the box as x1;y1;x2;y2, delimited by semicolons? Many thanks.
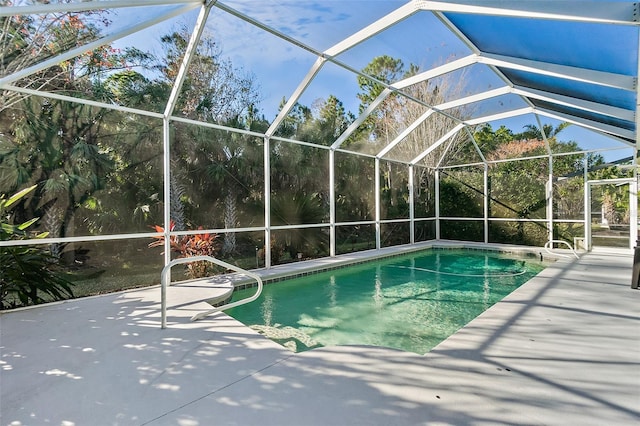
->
97;1;636;162
111;1;469;118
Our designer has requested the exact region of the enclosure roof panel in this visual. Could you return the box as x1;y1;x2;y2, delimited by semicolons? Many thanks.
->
432;1;638;155
0;0;637;164
327;0;639;162
442;12;637;75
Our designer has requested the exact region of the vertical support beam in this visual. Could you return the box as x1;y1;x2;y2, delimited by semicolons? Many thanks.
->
631;27;640;286
409;164;415;244
435;169;441;240
634;27;640;254
160;4;210;277
162;118;172;269
537;114;554;245
264;136;271;268
483;163;489;243
547;155;554;243
584;154;591;251
375;158;381;249
329;149;336;256
629;170;638;250
632;167;639;287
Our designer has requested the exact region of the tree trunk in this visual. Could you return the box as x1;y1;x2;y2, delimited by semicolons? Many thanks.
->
169;174;186;231
222;191;237;255
43;203;63;261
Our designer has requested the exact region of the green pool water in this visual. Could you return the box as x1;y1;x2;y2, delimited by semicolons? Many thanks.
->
226;249;546;354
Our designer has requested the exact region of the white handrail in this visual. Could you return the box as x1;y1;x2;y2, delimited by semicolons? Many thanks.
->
544;239;580;259
160;255;263;329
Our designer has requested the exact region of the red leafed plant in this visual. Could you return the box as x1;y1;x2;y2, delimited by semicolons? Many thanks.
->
149;221;219;279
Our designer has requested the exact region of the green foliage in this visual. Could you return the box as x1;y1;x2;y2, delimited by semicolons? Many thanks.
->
0;96;117;243
354;55;408;146
1;186;73;309
489;221;548;246
553;223;585;245
439;169;484;218
413;167;435;218
516;122;570;140
335;225;375;254
274;95;355;146
357;55;405;109
379;161;410;220
440;220;484;242
381;222;410;247
271;191;328;259
335;152;375;222
489;158;548;220
0;186;41;238
473;124;515;153
0;9;167;242
460;121;613;246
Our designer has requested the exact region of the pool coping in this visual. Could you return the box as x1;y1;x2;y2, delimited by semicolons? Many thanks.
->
201;240;567;306
247;240;552;284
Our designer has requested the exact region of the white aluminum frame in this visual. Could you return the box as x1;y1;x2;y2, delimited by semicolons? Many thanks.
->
0;0;637;273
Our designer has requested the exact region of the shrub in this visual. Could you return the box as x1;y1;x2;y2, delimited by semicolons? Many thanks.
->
1;186;74;309
149;221;220;279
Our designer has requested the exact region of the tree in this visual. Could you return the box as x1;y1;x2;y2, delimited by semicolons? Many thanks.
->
273;97;312;139
357;55;404;110
474;124;516;154
310;95;355;145
462;122;600;245
265;95;359;260
0;8;152;110
1;11;269;283
354;56;473;226
477;125;552;222
161;27;262;255
0;9;167;266
161;26;261;123
0;9;98;110
6;98;115;257
355;55;406;149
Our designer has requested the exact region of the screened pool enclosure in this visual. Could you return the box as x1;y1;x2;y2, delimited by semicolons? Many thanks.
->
0;1;638;303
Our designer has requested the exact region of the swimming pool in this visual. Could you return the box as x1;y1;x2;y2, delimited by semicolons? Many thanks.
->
226;249;546;354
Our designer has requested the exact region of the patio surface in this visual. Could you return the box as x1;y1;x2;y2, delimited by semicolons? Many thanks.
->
1;244;639;425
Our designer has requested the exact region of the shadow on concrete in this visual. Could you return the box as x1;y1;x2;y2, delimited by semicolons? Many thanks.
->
1;250;639;425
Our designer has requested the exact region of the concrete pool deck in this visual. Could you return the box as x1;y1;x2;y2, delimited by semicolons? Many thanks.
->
1;244;639;425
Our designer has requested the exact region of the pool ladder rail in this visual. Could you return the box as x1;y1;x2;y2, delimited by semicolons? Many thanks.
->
160;255;263;329
544;239;580;259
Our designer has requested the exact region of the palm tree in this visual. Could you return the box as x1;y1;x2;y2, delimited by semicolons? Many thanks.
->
1;97;114;259
271;190;328;260
519;122;570;140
